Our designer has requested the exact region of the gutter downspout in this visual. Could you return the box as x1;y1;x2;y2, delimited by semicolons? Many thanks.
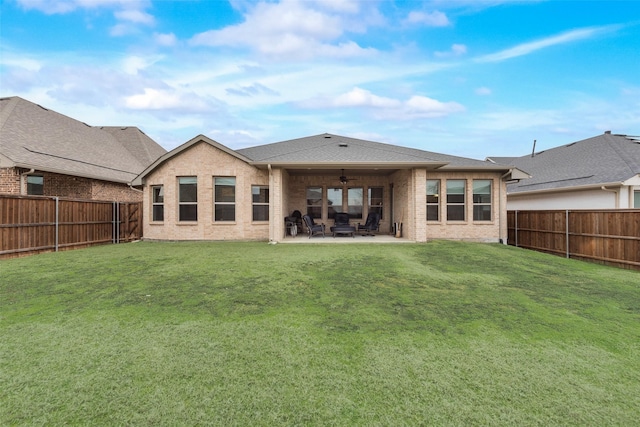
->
601;185;620;208
127;183;143;193
19;168;35;195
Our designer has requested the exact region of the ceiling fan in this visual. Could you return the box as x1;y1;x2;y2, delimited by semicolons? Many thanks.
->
339;169;357;185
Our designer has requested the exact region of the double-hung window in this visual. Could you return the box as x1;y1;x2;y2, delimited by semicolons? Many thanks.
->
178;177;198;221
347;187;363;219
368;187;383;218
151;185;164;221
252;185;269;221
307;187;322;219
473;180;492;221
327;187;342;219
214;177;236;221
426;180;440;221
446;180;466;221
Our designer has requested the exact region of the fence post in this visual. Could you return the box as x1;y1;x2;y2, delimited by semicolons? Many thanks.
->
515;210;518;247
116;202;120;243
565;209;569;259
112;202;117;244
55;197;59;252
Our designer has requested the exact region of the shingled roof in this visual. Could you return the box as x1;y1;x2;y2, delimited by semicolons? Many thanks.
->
487;132;640;194
237;133;510;171
0;96;166;183
134;132;527;186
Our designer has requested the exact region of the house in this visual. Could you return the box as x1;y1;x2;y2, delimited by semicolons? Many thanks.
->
487;131;640;210
0;96;166;202
132;133;528;243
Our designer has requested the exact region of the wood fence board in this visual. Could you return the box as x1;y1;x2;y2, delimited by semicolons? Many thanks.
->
509;209;640;270
1;195;142;258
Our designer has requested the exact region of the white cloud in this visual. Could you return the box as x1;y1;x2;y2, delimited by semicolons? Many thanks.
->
406;10;450;27
303;87;464;120
435;43;467;58
154;33;178;47
124;88;213;113
114;9;154;25
190;0;378;59
405;95;465;118
314;0;361;14
333;87;401;108
475;25;620;63
17;0;155;37
475;87;492;96
1;53;42;72
121;55;162;75
16;0;149;14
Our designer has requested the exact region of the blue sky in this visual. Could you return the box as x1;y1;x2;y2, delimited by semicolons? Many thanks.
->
1;0;639;159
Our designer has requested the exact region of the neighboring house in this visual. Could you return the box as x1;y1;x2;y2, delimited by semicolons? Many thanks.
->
132;133;528;243
0;96;166;202
488;131;640;210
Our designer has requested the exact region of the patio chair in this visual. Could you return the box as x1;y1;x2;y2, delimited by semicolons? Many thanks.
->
357;212;381;236
333;212;350;226
330;212;356;237
302;215;325;238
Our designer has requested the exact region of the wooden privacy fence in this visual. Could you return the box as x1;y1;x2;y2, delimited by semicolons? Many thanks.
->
0;194;142;259
508;210;640;270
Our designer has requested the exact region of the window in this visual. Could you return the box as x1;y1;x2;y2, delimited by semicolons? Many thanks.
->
152;185;164;221
307;187;322;218
178;177;197;221
327;187;342;219
27;175;43;195
473;180;492;221
368;187;383;218
214;177;236;221
635;190;640;208
446;180;465;221
252;185;269;221
426;180;440;221
347;187;363;219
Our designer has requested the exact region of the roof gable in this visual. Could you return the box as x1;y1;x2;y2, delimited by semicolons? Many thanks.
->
132;134;252;185
0;96;166;183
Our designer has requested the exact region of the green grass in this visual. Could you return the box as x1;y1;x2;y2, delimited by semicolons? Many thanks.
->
1;241;639;426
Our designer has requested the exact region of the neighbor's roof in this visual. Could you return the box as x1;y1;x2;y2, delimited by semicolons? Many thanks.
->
487;132;640;194
237;133;513;171
0;96;166;183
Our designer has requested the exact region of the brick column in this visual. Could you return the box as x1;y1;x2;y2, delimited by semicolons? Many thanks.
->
269;166;285;242
412;168;427;242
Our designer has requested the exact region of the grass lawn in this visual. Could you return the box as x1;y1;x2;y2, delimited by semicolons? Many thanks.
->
1;240;639;426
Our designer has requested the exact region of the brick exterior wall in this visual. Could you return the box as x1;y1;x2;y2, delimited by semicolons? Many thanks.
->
0;168;21;194
139;141;509;243
142;141;270;241
0;167;142;202
423;171;508;243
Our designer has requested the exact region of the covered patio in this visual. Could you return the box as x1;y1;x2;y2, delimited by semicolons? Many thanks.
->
279;232;412;244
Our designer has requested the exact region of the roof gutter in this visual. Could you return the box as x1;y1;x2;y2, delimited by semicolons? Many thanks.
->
508;181;625;196
13;162;136;185
248;161;450;170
